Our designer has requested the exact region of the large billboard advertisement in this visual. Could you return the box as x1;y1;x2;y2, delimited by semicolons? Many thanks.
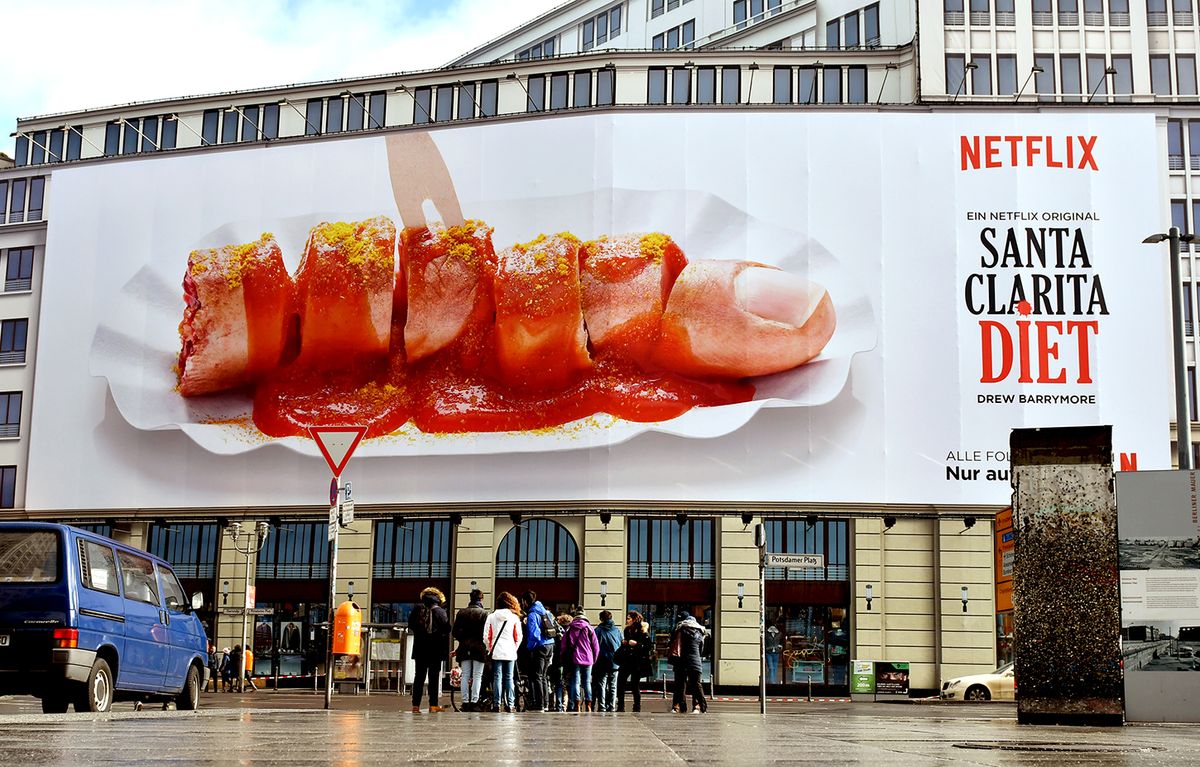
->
27;112;1169;510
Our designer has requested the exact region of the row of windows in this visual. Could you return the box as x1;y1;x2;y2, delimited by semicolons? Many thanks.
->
79;537;189;611
947;54;1019;96
0;178;44;224
13;127;85;166
826;4;882;49
770;66;870;104
516;37;556;61
412;81;501;124
582;4;623;51
373;520;451;578
652;18;696;49
1151;55;1200;96
201;104;280;146
146;522;220;580
1146;0;1195;25
944;0;1018;24
651;0;695;19
1166;119;1200;169
103;114;178;156
946;52;1139;99
298;92;387;138
734;0;785;27
4;248;34;292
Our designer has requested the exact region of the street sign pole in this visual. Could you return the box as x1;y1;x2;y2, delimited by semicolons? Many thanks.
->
325;473;339;711
755;523;766;716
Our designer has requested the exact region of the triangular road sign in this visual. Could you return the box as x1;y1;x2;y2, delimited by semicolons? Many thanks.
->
309;426;367;476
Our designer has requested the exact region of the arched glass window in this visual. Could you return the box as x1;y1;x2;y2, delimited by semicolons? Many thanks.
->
496;518;578;579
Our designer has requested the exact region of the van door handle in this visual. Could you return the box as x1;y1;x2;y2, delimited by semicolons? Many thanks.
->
161;610;170;625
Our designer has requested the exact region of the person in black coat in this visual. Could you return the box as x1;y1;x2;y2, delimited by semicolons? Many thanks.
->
617;611;652;712
452;589;488;711
670;612;710;713
409;586;451;712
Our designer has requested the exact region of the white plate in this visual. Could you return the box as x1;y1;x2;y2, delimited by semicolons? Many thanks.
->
89;188;876;456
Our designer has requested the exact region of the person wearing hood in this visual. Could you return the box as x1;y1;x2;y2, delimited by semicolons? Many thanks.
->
561;609;600;712
519;590;556;712
670;611;710;713
591;610;623;712
452;588;488;711
410;586;451;713
484;592;524;712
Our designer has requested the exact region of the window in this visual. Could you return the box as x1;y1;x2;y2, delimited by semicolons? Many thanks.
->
324;94;344;132
574;71;592;108
946;0;965;22
1110;0;1130;22
1149;0;1168;24
161;117;177;149
1188;280;1197;336
709;67;735;105
235;108;255;142
262;104;280;139
1111;55;1133;100
996;0;1016;22
1189;121;1200;170
0;319;28;364
158;565;189;612
66;126;82;161
847;66;867;103
497;518;578;578
1152;55;1173;95
1172;199;1188;239
369;91;387;129
970;0;990;24
104;122;120;155
653;0;665;17
596;69;615;105
0;392;21;437
1169;120;1185;169
117;551;159;604
671;67;691;104
799;67;818;103
972;55;992;95
147;522;219;579
527;75;547;112
481;80;500;116
0;181;5;225
764;519;849;581
611;5;622;38
1085;0;1104;23
1059;0;1079;23
516;37;555;60
201;110;218;146
697;67;717;103
1176;0;1194;22
1061;55;1083;101
29;131;46;165
844;11;860;47
1179;55;1198;96
1035;54;1056;100
26;178;43;222
1192;366;1199;420
457;83;476;120
372;520;451;578
865;4;881;43
221;110;238;144
48;130;63;163
0;466;12;508
7;180;24;225
649;67;668;104
347;93;366;131
826;19;840;47
6;248;33;292
627;518;714;579
13;135;28;167
823;67;842;103
79;539;119;595
997;54;1018;95
582;5;620;49
305;99;322;136
583;19;595;50
435;85;453;121
413;86;433;124
550;72;570;109
256;521;330;579
946;54;967;97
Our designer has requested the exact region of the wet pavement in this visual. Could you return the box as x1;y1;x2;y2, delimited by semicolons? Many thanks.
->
0;692;1196;764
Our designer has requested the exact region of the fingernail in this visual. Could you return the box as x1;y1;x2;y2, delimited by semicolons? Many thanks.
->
734;266;826;327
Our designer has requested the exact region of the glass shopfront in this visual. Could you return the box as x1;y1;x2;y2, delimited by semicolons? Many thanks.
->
253;521;330;680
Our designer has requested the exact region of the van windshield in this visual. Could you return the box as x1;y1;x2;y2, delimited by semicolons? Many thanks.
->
0;530;59;583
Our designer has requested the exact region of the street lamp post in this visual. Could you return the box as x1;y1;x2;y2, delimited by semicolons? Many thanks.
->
1144;227;1196;469
226;521;271;692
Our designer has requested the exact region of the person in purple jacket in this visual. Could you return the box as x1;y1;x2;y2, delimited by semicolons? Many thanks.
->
561;609;600;712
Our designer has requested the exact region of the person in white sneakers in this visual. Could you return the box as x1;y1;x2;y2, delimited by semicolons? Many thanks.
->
484;592;524;712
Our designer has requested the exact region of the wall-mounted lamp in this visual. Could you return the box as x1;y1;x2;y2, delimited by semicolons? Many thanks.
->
222;580;230;606
805;514;818;528
255;520;270;545
600;511;612;528
883;516;896;531
449;513;463;527
865;584;874;611
737;581;745;608
963;516;976;530
470;579;478;592
740;511;753;528
953;61;979;103
1014;65;1044;101
600;580;608;607
1087;65;1117;104
348;580;355;601
510;512;523;527
226;521;243;541
675;511;688;527
961;586;969;613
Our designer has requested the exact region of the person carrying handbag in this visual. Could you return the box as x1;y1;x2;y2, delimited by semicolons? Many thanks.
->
484;592;524;712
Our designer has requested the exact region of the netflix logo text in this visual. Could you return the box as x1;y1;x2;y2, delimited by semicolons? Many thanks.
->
960;135;1099;171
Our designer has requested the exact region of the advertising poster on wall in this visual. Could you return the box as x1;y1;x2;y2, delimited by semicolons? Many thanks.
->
874;661;911;695
27;113;1169;511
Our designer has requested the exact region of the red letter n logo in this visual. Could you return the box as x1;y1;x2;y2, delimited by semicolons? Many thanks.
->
1119;452;1138;471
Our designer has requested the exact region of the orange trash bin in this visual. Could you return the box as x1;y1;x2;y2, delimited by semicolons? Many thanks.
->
332;601;362;656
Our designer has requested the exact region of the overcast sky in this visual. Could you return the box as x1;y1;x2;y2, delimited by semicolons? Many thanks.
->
0;0;564;157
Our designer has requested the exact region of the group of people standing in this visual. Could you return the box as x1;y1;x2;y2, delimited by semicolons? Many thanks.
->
205;643;257;693
406;587;711;714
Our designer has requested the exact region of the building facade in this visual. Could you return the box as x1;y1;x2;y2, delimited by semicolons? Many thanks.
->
0;0;1185;695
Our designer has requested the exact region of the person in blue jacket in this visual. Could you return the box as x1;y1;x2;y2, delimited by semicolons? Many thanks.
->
520;590;556;712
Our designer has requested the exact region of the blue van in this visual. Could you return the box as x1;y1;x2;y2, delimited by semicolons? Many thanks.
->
0;522;209;713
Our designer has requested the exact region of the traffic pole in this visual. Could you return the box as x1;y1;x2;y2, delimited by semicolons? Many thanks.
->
325;474;339;710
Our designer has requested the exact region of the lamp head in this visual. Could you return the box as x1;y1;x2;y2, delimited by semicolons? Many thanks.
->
1031;65;1044;73
506;73;518;80
966;62;979;70
449;513;463;527
1143;233;1168;244
883;516;897;530
748;62;759;71
600;511;612;527
963;516;977;530
740;511;753;527
1105;66;1117;75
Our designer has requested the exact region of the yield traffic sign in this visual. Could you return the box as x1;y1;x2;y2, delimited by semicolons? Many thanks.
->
309;426;367;476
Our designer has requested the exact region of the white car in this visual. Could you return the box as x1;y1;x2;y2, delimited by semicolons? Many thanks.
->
939;663;1015;701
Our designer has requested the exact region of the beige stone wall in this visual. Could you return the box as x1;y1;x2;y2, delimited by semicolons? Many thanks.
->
334;519;372;610
452;516;496;611
214;521;258;653
581;515;625;620
717;515;762;687
852;517;996;691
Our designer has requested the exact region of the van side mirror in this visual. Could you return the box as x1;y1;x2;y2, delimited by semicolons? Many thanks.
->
191;592;205;611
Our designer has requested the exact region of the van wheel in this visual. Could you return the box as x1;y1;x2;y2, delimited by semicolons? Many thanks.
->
176;665;201;711
75;658;114;713
41;692;69;714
